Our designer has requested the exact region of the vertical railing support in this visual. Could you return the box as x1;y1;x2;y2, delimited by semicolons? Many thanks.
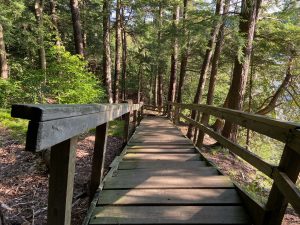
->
173;105;180;125
263;145;300;225
89;122;108;201
123;111;130;145
133;110;137;130
47;137;77;225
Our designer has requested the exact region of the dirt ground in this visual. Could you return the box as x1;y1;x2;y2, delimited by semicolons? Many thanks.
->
0;127;123;225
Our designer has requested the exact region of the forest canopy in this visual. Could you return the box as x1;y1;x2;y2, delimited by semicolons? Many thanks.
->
0;0;299;124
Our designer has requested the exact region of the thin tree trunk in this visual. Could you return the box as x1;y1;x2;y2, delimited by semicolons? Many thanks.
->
121;6;127;101
167;5;180;116
256;56;293;115
103;0;113;103
49;0;61;46
113;0;122;103
246;59;254;148
157;5;164;110
222;0;262;141
196;0;230;147
70;0;84;56
176;0;190;104
34;0;46;71
153;72;158;106
0;24;9;79
187;0;224;138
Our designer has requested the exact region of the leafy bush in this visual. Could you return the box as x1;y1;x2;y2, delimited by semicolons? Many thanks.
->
0;79;22;108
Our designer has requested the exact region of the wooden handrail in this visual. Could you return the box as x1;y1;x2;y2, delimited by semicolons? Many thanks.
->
11;102;144;225
170;102;300;154
166;102;300;225
12;103;143;151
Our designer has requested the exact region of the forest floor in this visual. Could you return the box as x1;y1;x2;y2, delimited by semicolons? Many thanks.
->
0;125;124;225
0;119;299;225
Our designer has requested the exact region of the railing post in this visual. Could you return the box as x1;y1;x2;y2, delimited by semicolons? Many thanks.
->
263;145;300;225
89;122;108;201
123;111;130;145
47;137;77;225
133;110;137;130
173;105;180;125
138;105;143;125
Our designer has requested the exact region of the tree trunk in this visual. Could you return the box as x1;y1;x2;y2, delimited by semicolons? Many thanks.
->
34;0;46;71
121;6;127;101
113;0;122;103
167;5;180;116
176;0;190;104
157;5;164;110
0;24;9;79
186;0;224;138
49;0;61;46
196;0;230;147
103;0;113;103
222;0;262;141
256;56;293;115
153;72;158;106
70;0;84;56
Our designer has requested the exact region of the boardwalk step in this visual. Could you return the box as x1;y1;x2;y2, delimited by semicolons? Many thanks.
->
90;206;251;224
126;148;196;153
128;145;195;149
104;175;234;189
118;161;207;170
113;167;219;177
123;153;201;161
98;189;242;205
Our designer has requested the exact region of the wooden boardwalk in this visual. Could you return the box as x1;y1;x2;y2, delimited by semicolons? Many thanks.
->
88;117;251;224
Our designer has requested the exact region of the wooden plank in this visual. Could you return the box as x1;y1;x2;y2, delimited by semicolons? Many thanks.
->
24;105;137;151
90;206;251;224
90;123;108;201
47;137;77;225
98;189;242;205
172;103;300;154
128;145;195;149
123;153;200;161
180;114;274;177
272;169;300;215
104;175;234;189
118;161;207;170
11;103;142;122
126;148;196;153
264;145;300;225
113;168;219;177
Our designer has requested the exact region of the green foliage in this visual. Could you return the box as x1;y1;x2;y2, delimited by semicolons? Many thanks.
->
108;120;125;138
0;109;28;144
45;46;105;104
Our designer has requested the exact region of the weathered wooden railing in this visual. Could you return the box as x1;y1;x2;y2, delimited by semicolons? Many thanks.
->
11;101;143;225
143;104;166;115
168;102;300;225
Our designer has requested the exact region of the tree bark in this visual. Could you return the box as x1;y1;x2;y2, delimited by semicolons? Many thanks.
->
187;0;224;138
70;0;84;56
49;0;61;46
34;0;46;71
167;5;180;116
103;0;113;103
256;56;293;115
157;5;164;110
176;0;190;104
196;0;230;147
0;24;9;79
121;6;127;101
113;0;122;103
222;0;262;141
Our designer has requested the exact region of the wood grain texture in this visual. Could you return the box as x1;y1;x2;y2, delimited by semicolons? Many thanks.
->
90;206;251;224
118;161;207;170
123;153;200;161
98;189;241;205
104;175;233;189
